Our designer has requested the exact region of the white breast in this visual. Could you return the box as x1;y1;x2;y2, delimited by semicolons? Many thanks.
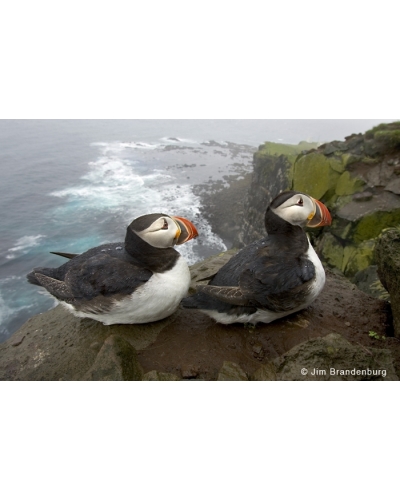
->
64;256;191;325
302;239;326;304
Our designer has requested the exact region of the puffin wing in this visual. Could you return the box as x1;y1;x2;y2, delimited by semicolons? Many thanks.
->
196;245;316;310
32;253;152;303
195;284;246;305
238;256;316;311
188;236;315;311
195;258;314;308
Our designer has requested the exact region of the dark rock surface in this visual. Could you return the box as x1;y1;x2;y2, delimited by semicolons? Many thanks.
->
1;251;398;381
193;174;252;248
270;333;397;381
375;227;400;338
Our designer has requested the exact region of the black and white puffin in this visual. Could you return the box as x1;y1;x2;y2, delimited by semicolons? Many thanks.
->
27;213;198;325
182;191;332;324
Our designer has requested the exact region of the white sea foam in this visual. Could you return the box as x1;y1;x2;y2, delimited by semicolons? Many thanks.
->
6;235;45;260
93;137;199;153
48;142;227;265
202;140;229;146
161;136;199;144
119;141;160;150
50;156;159;210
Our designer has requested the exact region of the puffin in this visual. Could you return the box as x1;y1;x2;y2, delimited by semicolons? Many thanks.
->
182;191;332;325
27;213;198;325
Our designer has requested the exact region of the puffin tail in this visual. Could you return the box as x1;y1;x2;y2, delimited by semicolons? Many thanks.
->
27;267;55;286
27;270;42;286
50;251;78;259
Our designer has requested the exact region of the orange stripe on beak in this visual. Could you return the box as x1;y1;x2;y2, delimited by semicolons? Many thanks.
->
307;199;332;227
171;216;199;244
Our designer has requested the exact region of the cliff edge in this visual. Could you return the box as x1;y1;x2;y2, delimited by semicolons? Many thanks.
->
1;251;398;381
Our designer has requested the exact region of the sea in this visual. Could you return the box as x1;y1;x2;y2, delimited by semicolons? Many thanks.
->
0;119;395;342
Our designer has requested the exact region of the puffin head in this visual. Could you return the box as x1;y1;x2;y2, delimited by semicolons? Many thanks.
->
127;213;199;249
269;191;332;228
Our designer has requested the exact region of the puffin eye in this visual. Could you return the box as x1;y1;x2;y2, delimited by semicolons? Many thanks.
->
161;218;169;230
297;198;303;206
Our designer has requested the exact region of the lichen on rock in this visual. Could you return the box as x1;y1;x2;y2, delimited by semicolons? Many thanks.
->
335;170;365;196
293;152;340;200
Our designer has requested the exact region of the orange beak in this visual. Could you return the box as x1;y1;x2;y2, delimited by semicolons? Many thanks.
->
306;199;332;227
171;216;199;244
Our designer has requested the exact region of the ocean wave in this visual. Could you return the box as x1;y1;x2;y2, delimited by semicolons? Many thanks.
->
202;140;229;147
90;141;158;155
160;136;198;144
93;137;199;153
48;142;227;265
5;234;45;260
49;156;175;214
119;141;160;150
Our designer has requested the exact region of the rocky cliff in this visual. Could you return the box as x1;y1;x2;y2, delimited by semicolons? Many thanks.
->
240;122;400;298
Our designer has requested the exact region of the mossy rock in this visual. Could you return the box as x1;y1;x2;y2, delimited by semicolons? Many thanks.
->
331;206;400;244
352;209;400;244
342;239;376;277
365;121;400;139
335;171;365;196
361;156;380;165
293;152;341;200
320;234;376;277
256;141;318;161
374;129;400;149
341;153;362;168
320;233;345;270
329;155;346;173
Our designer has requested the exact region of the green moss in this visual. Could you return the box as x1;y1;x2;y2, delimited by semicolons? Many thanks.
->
293;152;341;200
353;210;400;244
362;157;380;165
335;171;365;196
321;222;396;277
328;156;345;173
343;240;376;277
374;129;400;149
369;280;390;301
320;233;344;270
341;153;361;168
321;234;375;276
256;141;318;160
342;246;355;273
365;121;400;139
